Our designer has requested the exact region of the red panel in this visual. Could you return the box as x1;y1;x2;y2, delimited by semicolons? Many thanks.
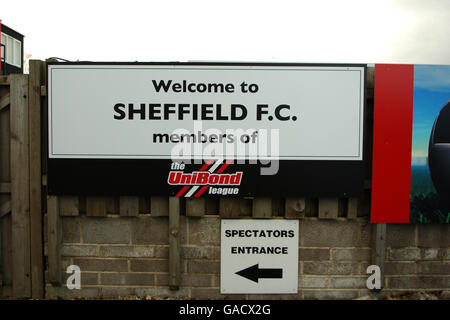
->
0;20;2;73
371;64;415;223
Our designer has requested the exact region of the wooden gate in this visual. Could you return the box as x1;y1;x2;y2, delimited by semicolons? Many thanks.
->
0;60;45;298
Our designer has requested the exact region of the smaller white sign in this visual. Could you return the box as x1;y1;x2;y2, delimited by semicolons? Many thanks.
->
221;219;299;294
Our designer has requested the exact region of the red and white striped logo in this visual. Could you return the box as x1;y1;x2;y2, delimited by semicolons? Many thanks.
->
169;158;241;197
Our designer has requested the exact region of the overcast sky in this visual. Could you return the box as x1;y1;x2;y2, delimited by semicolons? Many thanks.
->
1;0;450;65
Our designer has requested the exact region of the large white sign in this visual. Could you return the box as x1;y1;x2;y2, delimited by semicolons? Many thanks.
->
48;63;365;160
220;219;299;294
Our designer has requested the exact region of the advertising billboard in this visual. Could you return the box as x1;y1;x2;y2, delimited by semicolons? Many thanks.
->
47;62;366;197
372;64;450;223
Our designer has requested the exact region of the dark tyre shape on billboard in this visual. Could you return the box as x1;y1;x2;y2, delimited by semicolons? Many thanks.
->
428;100;450;211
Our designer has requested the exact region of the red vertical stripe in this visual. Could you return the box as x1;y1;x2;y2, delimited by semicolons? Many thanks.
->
371;64;415;223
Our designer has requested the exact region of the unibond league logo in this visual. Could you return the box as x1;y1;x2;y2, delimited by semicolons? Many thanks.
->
168;159;243;197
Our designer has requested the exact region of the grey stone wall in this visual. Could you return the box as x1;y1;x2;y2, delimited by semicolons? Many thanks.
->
45;216;450;299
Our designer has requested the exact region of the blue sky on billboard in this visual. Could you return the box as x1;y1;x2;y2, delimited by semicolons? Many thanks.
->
414;65;450;93
412;65;450;160
1;0;449;64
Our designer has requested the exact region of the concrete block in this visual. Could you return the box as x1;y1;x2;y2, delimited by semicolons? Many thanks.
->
384;262;416;275
389;248;421;261
100;273;155;286
386;224;416;247
62;272;98;286
303;290;359;300
302;220;370;247
132;217;187;245
388;276;444;289
62;245;98;257
422;249;440;260
46;285;99;299
99;245;155;258
101;287;135;298
180;273;212;287
182;246;214;260
212;274;220;287
299;248;330;261
62;217;81;243
191;288;246;300
189;217;220;246
330;277;366;288
332;249;371;261
134;287;190;299
303;262;359;275
298;276;328;288
73;258;128;272
214;247;220;260
154;246;169;258
155;273;170;286
418;262;450;275
246;293;302;300
130;259;168;272
82;217;131;244
187;261;220;274
133;217;168;245
418;224;450;248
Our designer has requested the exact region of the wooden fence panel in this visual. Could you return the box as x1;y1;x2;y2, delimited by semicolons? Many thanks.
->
347;198;359;219
168;197;180;290
271;198;284;217
219;198;241;218
86;197;107;217
28;60;45;298
0;76;9;85
252;198;272;218
59;196;79;216
0;183;10;193
285;198;306;218
151;197;169;216
139;196;150;214
0;214;12;295
105;196;119;214
373;223;387;289
0;201;11;218
0;92;9;111
47;195;61;285
10;74;31;297
0;83;11;297
205;198;219;215
0;217;1;288
186;198;205;217
0;87;10;187
318;198;339;219
119;196;139;217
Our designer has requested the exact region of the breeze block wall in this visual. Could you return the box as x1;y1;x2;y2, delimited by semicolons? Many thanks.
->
44;215;450;299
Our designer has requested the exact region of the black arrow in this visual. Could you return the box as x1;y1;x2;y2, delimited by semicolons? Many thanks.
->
235;264;283;283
